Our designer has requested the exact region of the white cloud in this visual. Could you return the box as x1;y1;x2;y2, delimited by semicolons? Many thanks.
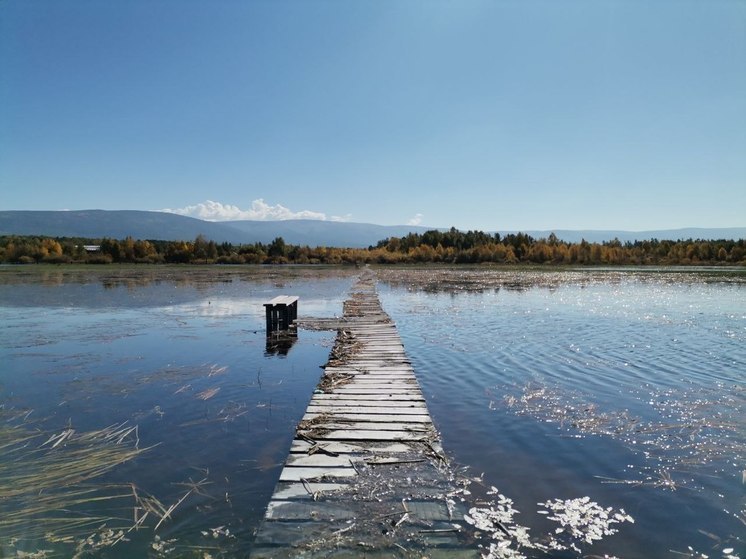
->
160;199;351;222
407;213;424;226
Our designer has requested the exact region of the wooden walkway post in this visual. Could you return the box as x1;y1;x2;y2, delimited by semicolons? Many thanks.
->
263;296;299;332
251;274;478;558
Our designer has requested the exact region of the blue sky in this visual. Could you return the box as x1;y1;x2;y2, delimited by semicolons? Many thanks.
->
1;0;744;231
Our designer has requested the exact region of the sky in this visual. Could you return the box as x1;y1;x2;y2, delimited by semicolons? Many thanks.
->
1;0;744;231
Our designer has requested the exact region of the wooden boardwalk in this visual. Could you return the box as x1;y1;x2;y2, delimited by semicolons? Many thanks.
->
251;274;478;558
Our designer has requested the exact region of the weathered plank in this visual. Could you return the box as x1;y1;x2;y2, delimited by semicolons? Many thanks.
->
306;405;428;415
302;421;433;432
311;393;425;402
403;500;454;521
303;412;432;423
265;501;355;520
289;440;415;454
307;400;427;408
333;382;417;388
305;429;431;441
272;482;348;499
331;388;421;395
278;466;357;481
285;454;354;467
334;382;418;389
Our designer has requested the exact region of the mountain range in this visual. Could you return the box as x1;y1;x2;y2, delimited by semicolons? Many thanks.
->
0;210;743;248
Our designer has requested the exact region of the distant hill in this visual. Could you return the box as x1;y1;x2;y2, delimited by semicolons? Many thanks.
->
222;219;434;247
0;210;433;247
0;210;743;248
0;210;246;243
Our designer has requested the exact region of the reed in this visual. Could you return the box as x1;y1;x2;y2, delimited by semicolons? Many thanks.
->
0;409;155;551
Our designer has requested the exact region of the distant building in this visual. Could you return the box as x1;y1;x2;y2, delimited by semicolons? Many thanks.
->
82;245;101;253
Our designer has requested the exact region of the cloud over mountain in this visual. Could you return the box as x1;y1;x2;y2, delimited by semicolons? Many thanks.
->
407;213;424;226
160;199;350;222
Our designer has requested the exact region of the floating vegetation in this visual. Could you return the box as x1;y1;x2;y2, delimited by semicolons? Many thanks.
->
537;496;634;552
463;486;634;558
492;380;746;555
377;267;746;295
670;546;741;559
196;386;221;400
139;362;230;386
0;407;154;554
151;534;178;556
0;411;220;556
71;526;129;558
498;380;746;485
324;329;362;367
148;524;237;558
207;364;228;377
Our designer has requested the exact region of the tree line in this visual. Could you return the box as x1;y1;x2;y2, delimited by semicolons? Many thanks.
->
0;229;744;266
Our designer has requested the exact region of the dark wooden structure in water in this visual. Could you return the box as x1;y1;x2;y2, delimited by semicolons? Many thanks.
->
264;295;299;332
251;274;478;558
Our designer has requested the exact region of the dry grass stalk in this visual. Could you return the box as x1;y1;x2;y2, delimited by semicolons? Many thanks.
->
196;386;220;400
1;410;155;551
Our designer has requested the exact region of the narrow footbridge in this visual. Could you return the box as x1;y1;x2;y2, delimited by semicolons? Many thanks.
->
251;273;479;558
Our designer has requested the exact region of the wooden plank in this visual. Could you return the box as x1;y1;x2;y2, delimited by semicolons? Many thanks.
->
264;295;299;306
278;466;357;481
340;377;416;382
324;373;416;379
347;358;411;362
290;440;415;454
286;454;354;467
303;421;432;432
334;386;419;393
311;394;425;402
307;399;427;408
403;501;453;521
307;405;428;415
265;500;355;520
327;369;414;375
333;387;421;394
272;482;348;500
327;376;417;382
338;381;417;388
303;412;432;423
308;429;430;441
326;364;411;367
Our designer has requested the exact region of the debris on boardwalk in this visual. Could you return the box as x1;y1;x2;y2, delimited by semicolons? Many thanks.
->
251;272;480;558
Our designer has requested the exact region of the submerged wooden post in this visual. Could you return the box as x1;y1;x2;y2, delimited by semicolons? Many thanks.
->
263;296;299;332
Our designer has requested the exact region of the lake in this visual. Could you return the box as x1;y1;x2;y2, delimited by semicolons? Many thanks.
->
1;266;744;558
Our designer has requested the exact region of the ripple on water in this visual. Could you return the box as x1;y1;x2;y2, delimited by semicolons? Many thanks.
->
381;271;746;558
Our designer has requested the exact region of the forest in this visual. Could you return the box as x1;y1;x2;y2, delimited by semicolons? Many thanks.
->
0;229;744;266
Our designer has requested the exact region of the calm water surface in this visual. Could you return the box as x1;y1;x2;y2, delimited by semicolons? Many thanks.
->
0;267;355;557
1;267;744;558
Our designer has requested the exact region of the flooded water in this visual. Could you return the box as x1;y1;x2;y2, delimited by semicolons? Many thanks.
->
0;266;356;557
1;266;744;558
378;268;746;558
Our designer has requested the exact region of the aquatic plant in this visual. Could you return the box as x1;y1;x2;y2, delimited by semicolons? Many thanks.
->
537;496;634;553
464;486;633;558
499;380;746;490
669;546;741;559
0;407;153;554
